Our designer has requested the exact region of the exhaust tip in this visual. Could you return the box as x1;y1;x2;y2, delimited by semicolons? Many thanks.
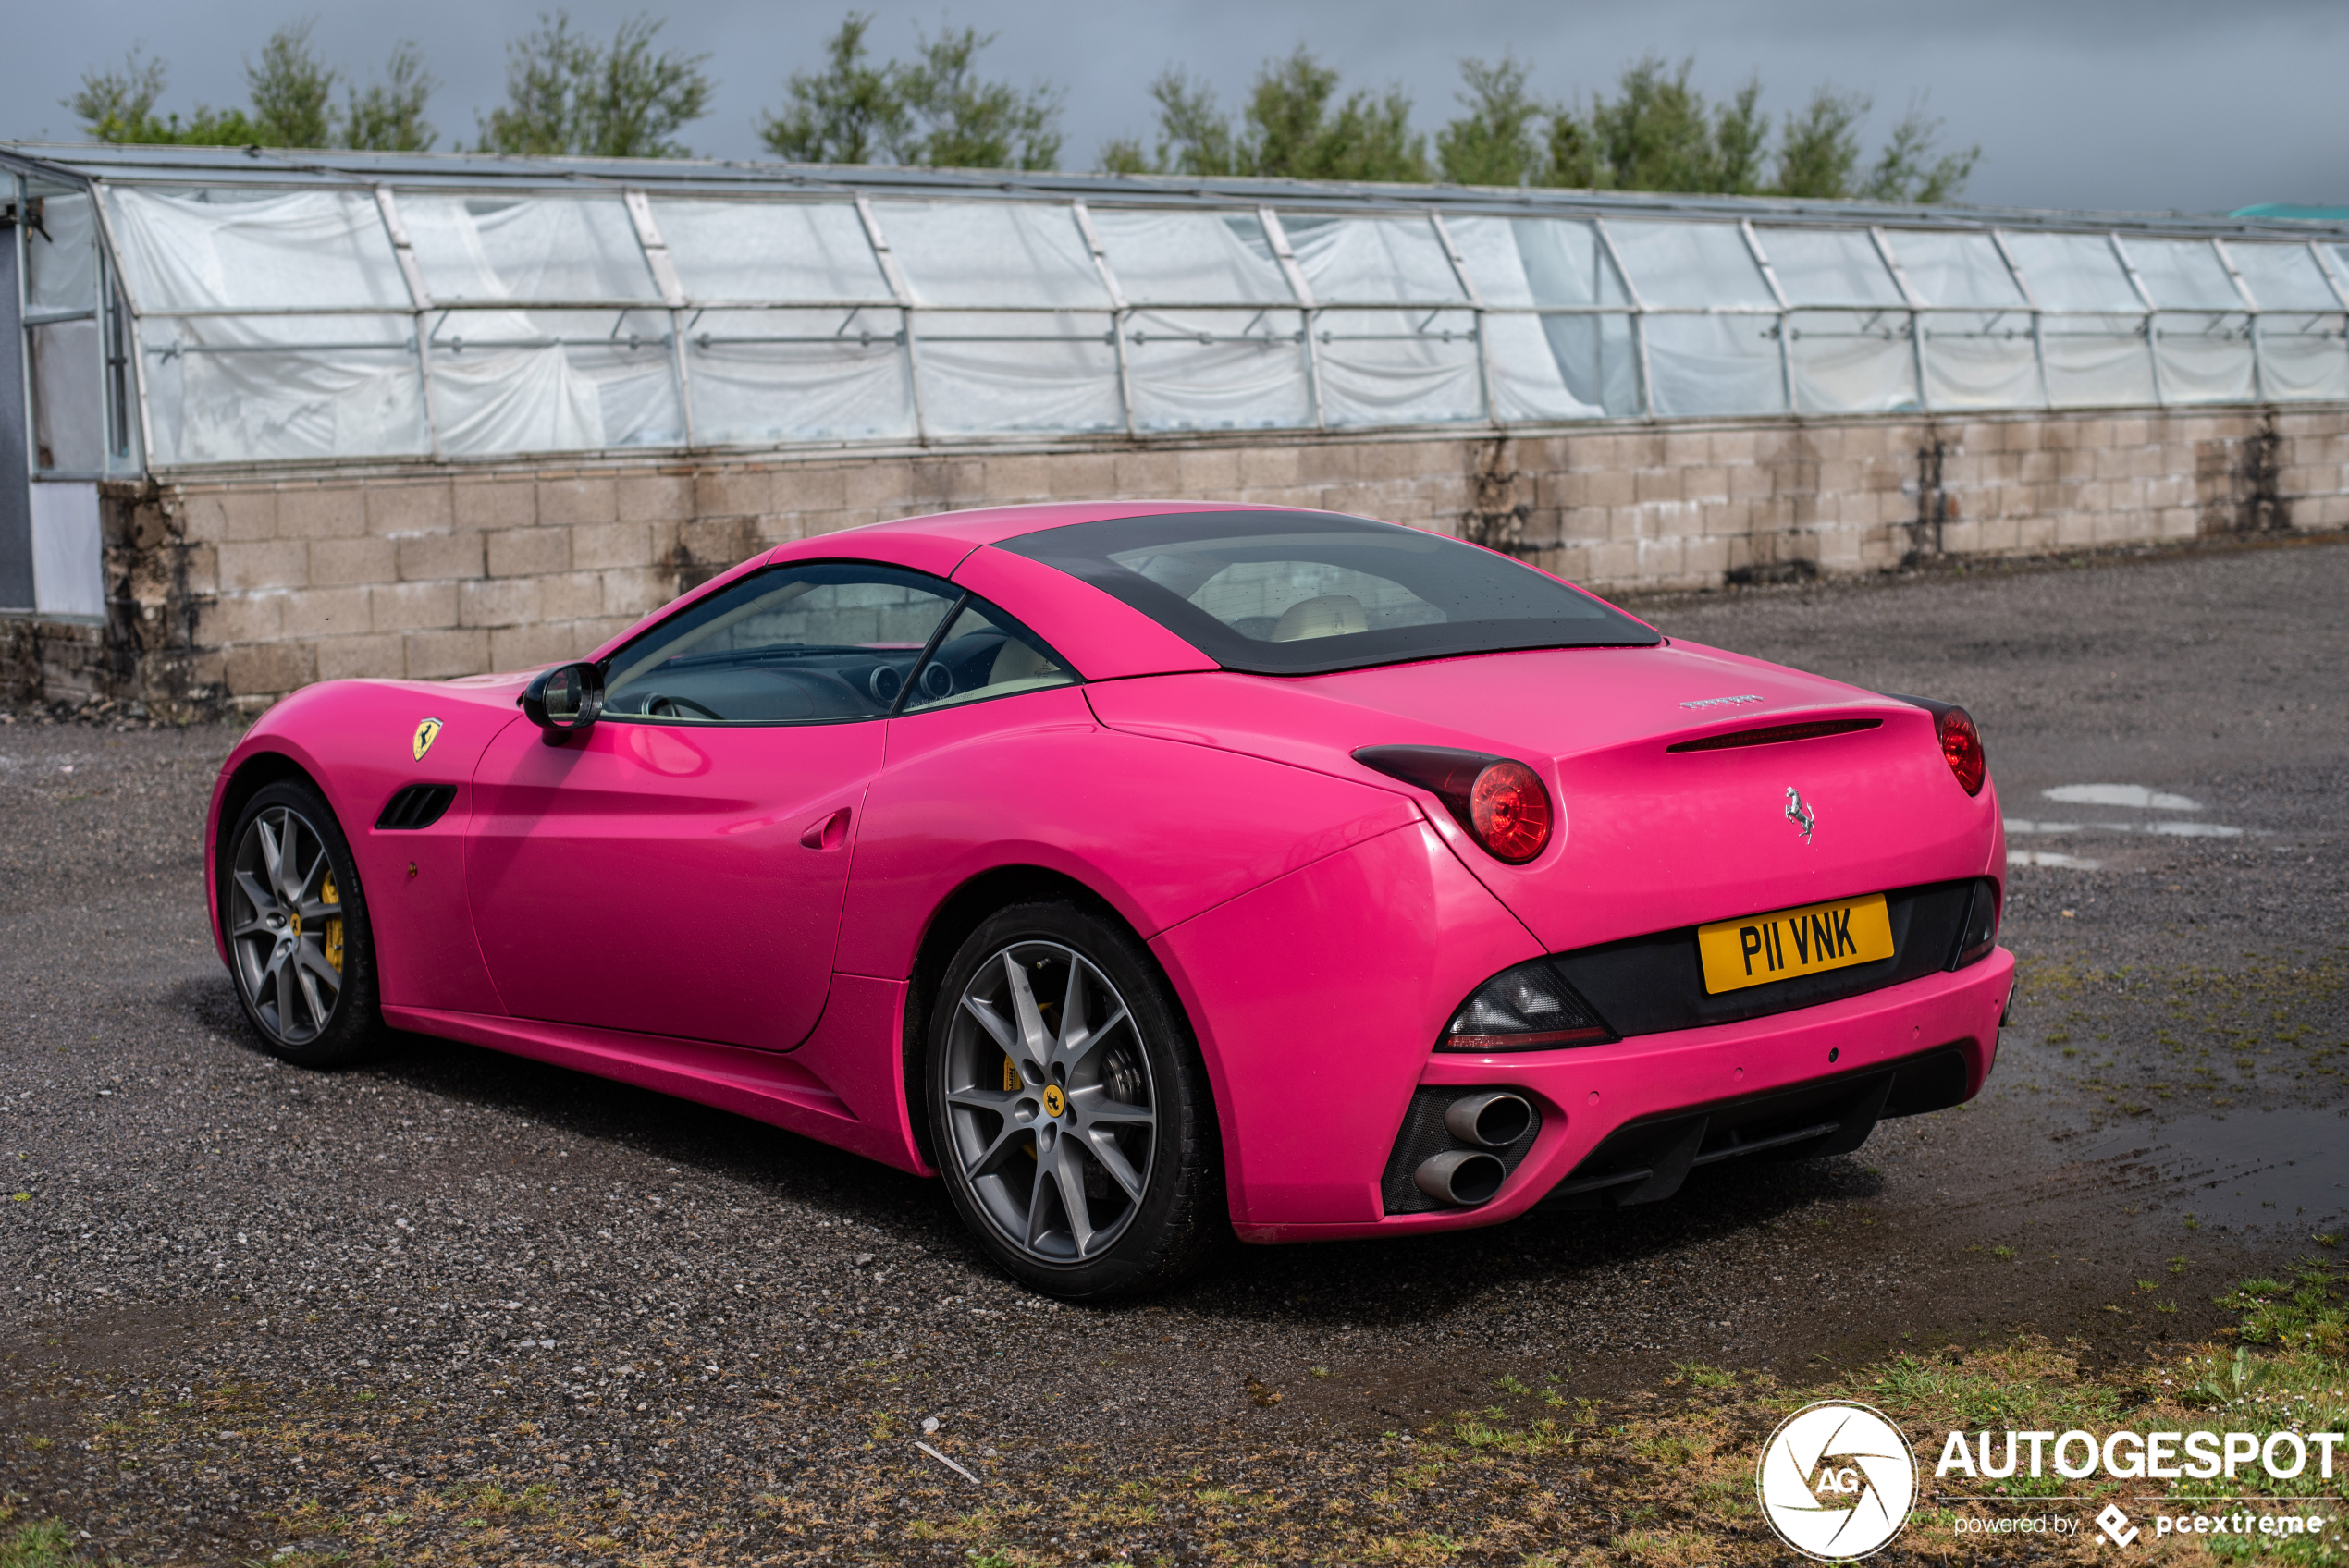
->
1414;1149;1507;1207
1444;1091;1534;1149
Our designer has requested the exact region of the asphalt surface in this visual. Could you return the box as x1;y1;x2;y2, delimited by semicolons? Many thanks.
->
2;533;2344;1565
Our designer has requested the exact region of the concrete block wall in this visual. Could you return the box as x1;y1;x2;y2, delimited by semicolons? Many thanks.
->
9;404;2340;715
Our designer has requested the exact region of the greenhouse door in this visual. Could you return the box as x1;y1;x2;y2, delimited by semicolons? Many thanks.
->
0;190;33;614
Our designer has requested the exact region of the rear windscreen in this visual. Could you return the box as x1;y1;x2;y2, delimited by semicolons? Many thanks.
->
998;510;1660;674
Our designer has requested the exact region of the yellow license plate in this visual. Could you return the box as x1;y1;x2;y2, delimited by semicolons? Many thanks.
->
1698;892;1894;994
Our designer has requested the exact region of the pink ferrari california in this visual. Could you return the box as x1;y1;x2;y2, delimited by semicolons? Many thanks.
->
206;503;2011;1297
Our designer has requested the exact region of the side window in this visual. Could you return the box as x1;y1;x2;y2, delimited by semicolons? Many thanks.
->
898;596;1076;713
603;562;960;724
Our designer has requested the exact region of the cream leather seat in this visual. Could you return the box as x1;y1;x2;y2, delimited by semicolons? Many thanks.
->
1270;594;1368;642
988;637;1054;685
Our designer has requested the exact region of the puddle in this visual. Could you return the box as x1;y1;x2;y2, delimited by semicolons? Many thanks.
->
2072;1105;2349;1232
2043;785;2200;810
2008;817;2245;839
2008;849;2102;869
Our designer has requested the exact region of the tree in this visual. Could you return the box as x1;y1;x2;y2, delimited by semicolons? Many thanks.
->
1240;46;1428;182
1711;79;1769;196
70;31;435;151
1773;85;1866;198
68;45;257;145
1125;67;1238;177
1859;95;1979;205
760;16;1059;170
760;14;904;164
344;43;437;152
1438;56;1545;187
67;47;175;143
1106;48;1426;181
478;11;712;158
891;24;1062;170
248;18;337;149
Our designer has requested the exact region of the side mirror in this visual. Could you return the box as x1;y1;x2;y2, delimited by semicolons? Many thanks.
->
522;662;605;742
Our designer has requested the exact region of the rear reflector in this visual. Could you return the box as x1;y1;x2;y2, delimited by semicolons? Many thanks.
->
1439;956;1616;1052
1667;717;1882;753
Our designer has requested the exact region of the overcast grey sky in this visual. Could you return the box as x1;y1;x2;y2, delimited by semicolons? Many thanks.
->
6;0;2344;213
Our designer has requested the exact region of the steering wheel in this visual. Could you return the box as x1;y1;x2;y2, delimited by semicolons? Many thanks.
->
645;692;724;721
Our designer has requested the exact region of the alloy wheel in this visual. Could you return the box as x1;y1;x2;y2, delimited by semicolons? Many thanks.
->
227;804;346;1046
942;940;1158;1265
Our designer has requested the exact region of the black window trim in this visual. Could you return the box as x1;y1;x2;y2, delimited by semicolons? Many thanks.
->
594;558;1078;729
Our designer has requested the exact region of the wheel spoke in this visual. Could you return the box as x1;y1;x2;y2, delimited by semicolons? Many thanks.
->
293;964;329;1036
1058;961;1091;1061
232;869;277;922
1051;1139;1096;1256
1071;1088;1154;1127
295;839;332;909
1001;954;1054;1076
946;1087;1032;1179
274;814;305;904
960;993;1019;1057
260;947;292;1024
254;816;285;896
1081;1127;1146;1203
294;942;343;995
1023;1152;1060;1249
1059;1005;1129;1074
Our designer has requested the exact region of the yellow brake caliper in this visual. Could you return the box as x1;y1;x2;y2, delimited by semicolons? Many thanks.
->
321;870;344;973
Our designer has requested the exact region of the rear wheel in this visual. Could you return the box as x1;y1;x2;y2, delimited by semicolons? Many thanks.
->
927;901;1225;1299
222;779;387;1067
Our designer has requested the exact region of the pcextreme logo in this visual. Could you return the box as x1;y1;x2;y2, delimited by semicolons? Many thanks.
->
1755;1400;1919;1561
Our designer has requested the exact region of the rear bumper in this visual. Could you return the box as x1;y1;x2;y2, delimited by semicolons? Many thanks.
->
1231;944;2011;1243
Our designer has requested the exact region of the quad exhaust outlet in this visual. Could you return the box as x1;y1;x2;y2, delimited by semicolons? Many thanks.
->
1413;1149;1507;1207
1443;1091;1533;1148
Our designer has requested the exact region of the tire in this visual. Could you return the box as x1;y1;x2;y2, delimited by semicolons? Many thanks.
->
220;778;389;1068
926;900;1226;1299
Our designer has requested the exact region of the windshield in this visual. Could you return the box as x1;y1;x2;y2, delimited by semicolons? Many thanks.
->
998;510;1658;674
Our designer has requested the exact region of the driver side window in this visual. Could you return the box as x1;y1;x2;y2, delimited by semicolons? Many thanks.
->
603;563;960;724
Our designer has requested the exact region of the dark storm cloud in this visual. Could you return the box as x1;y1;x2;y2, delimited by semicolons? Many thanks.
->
6;0;2343;212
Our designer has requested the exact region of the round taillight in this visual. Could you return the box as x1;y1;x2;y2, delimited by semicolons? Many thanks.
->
1470;759;1553;863
1937;706;1986;796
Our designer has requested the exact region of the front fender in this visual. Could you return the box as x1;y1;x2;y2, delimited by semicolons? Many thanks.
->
205;678;524;1011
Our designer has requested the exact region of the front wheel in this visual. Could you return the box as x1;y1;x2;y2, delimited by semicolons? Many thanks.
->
222;779;388;1067
927;901;1226;1299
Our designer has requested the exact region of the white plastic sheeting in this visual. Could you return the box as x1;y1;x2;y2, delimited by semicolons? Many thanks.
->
49;178;2349;468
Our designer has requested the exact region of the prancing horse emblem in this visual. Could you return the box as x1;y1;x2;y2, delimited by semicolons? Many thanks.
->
412;717;444;761
1784;786;1816;844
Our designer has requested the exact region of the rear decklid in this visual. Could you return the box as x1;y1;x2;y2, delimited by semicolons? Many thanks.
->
1087;639;2001;956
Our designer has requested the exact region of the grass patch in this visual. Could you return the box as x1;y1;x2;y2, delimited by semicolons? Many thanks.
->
0;1519;99;1568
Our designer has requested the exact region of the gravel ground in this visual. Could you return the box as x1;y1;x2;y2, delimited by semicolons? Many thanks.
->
2;533;2343;1565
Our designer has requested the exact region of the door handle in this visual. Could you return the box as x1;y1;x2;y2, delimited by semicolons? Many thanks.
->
799;808;852;851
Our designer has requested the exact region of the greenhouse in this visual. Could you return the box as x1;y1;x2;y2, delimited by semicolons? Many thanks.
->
5;141;2349;689
8;142;2349;480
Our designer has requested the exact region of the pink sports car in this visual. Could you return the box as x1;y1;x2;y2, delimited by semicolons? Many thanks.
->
206;503;2011;1297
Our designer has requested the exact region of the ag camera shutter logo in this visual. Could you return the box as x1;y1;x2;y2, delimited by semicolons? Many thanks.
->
1756;1399;1919;1560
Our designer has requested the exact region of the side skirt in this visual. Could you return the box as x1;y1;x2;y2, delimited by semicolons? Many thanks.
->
386;974;926;1173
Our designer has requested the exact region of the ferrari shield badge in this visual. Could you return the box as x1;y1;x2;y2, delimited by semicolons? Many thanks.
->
412;717;445;761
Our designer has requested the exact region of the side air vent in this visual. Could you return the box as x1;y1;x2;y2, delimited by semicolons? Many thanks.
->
375;784;458;830
1666;717;1881;753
